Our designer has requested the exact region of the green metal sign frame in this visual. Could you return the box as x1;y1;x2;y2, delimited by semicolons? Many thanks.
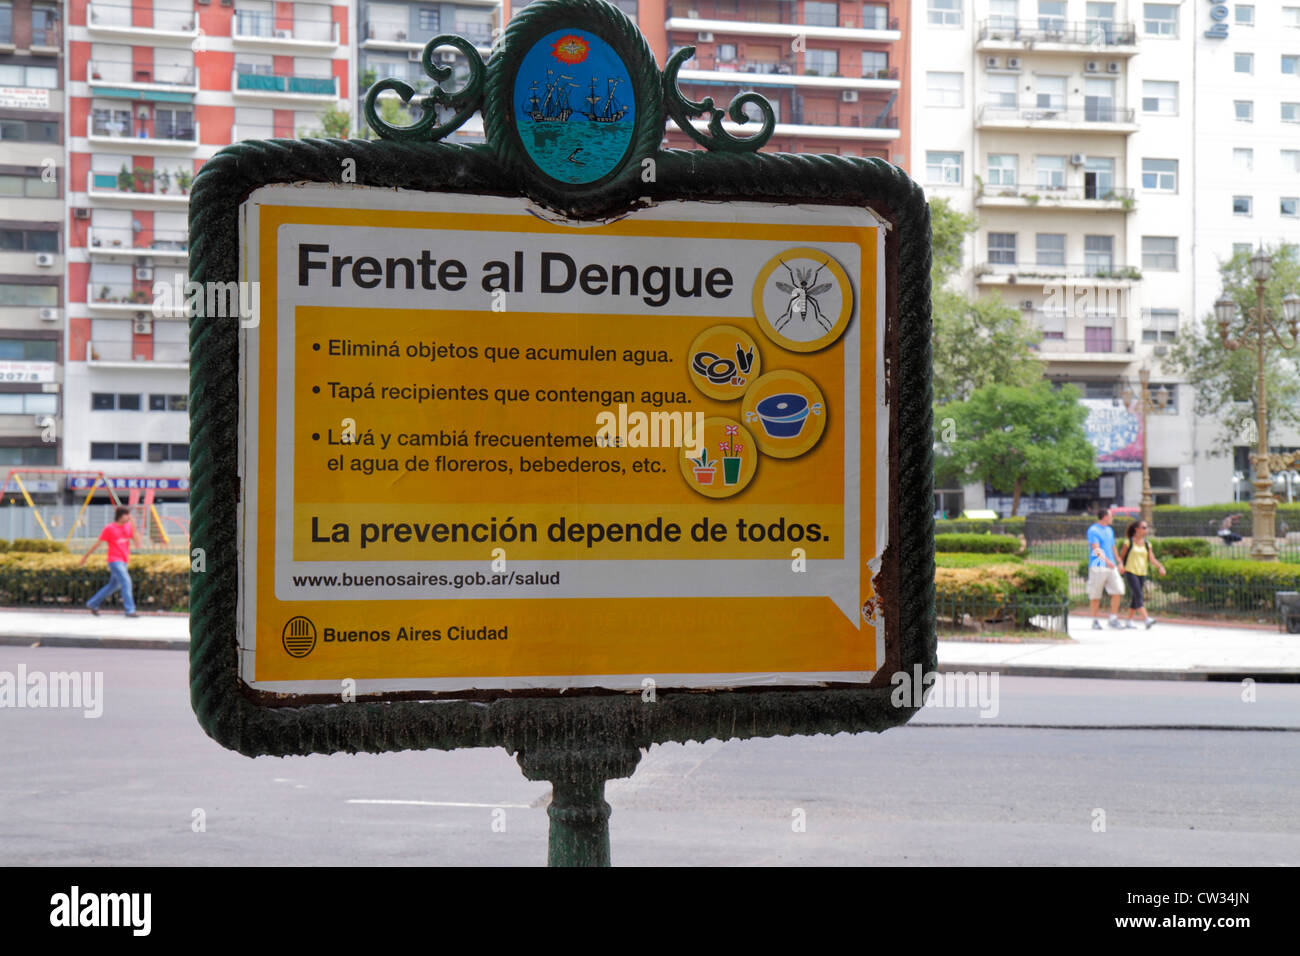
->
188;0;935;866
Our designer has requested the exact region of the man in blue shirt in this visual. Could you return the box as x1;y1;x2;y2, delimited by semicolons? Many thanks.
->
1086;506;1126;629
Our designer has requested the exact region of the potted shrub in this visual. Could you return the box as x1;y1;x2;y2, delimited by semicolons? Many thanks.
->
176;169;193;195
117;164;132;193
155;168;172;194
98;285;111;302
691;448;716;485
132;166;153;192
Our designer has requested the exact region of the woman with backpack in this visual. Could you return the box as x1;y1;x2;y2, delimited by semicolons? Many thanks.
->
1118;519;1167;629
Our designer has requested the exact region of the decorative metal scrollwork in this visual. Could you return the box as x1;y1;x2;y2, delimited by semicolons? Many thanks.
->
661;47;775;153
363;35;486;141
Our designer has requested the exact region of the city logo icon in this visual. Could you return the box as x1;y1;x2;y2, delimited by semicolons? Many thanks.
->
282;616;317;658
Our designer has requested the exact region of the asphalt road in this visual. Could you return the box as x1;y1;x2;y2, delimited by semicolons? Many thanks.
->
1;645;1298;866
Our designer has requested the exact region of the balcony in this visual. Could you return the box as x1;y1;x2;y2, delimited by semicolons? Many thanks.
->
88;118;199;151
86;169;190;207
977;18;1138;55
976;184;1135;211
231;69;339;102
675;52;900;90
25;23;61;54
88;226;188;260
976;104;1137;133
231;124;297;142
87;283;185;317
88;60;198;94
86;340;187;368
362;19;495;52
232;11;340;52
86;2;199;41
975;262;1142;285
1031;334;1137;363
666;3;901;41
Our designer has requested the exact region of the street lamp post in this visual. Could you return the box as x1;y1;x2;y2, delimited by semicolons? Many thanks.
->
1215;246;1300;561
1121;368;1170;528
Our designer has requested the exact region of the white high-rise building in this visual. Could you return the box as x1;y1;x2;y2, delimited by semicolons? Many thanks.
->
913;0;1300;514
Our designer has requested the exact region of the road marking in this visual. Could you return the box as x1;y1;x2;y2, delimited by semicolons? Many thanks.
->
347;799;533;809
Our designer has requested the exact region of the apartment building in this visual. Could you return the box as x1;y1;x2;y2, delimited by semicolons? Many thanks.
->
61;0;352;503
914;0;1300;513
0;0;64;495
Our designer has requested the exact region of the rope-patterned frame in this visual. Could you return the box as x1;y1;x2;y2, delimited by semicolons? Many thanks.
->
188;140;936;759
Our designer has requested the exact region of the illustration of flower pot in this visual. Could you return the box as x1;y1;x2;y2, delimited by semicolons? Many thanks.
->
748;393;822;439
722;456;742;484
717;425;744;484
694;466;716;484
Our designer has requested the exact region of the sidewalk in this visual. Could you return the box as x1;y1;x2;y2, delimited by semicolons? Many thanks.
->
940;616;1300;680
1;608;1297;680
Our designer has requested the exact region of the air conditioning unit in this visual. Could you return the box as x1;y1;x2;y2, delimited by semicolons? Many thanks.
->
34;253;55;267
841;90;858;103
439;51;458;63
1070;152;1087;165
985;56;1000;69
1107;61;1121;73
1085;61;1100;73
687;9;700;18
274;29;292;39
38;307;61;321
1020;300;1035;311
74;208;90;220
133;317;153;334
697;32;713;42
34;415;52;428
135;267;153;281
1006;56;1022;70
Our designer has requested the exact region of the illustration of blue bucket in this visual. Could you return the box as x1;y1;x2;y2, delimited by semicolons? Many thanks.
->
750;393;822;438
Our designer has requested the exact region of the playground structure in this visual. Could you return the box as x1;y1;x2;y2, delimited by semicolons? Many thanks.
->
1;469;189;549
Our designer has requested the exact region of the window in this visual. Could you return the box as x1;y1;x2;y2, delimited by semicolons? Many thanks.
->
0;445;56;466
1083;308;1114;352
90;393;143;411
1143;309;1179;343
1142;81;1177;114
0;2;10;44
1084;157;1114;198
1038;0;1066;32
1235;53;1253;74
0;174;57;198
1232;242;1253;257
1236;5;1254;24
987;153;1017;186
1283;198;1299;217
149;394;188;411
863;4;890;30
987;74;1017;108
0;119;59;143
0;338;55;361
417;7;439;31
989;232;1017;265
804;48;838;76
1233;195;1252;215
1284;103;1300;123
717;43;738;62
0;63;57;88
0;285;58;307
926;151;963;184
929;0;962;27
147;443;189;463
90;443;142;461
804;1;838;27
1235;100;1253;122
1283;150;1300;173
0;393;55;414
926;71;963;106
861;51;888;78
1036;156;1066;188
1035;75;1066;110
1286;8;1300;28
1087;2;1116;29
1142;158;1177;191
989;0;1017;29
1038;309;1066;339
1036;233;1066;266
1144;3;1177;35
1142;236;1177;271
1085;235;1114;273
1233;148;1253;172
0;229;57;252
1283;55;1300;76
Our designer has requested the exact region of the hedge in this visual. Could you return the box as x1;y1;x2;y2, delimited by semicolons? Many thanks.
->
935;552;1025;568
934;533;1022;554
935;518;1026;535
1148;537;1212;558
1160;558;1300;611
0;553;188;610
8;538;68;553
935;563;1068;627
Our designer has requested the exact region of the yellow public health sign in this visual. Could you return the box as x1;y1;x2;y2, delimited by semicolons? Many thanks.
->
238;187;888;697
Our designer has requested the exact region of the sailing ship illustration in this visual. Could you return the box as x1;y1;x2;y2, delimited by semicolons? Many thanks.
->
581;76;629;123
523;70;577;122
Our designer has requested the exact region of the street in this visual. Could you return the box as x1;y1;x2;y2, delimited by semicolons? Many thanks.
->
1;645;1297;866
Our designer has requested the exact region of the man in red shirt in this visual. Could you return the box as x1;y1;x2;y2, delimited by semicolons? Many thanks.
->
80;506;143;617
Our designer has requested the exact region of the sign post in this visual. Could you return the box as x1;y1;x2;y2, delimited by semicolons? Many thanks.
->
189;0;935;866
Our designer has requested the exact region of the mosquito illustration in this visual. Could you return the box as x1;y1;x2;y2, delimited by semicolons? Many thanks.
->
774;259;833;332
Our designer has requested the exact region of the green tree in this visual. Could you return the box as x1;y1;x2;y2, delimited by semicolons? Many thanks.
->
936;382;1099;516
1165;243;1300;454
927;197;1043;407
300;104;351;139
